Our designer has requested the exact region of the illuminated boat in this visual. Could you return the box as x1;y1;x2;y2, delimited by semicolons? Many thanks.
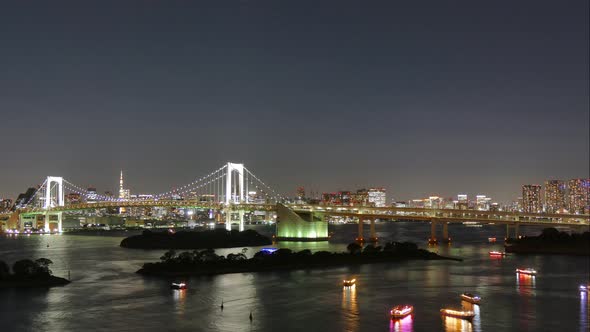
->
580;285;589;292
343;279;356;287
440;308;475;320
488;237;497;243
489;251;505;257
170;282;187;290
516;268;536;275
261;248;278;253
390;305;413;318
460;293;481;304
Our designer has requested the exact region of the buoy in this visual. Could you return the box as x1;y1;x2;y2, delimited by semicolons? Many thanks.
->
220;300;224;310
249;311;253;321
47;244;49;248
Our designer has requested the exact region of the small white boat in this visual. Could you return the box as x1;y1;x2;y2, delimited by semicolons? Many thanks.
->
516;268;536;276
171;282;187;290
440;308;475;320
390;305;413;318
343;279;356;287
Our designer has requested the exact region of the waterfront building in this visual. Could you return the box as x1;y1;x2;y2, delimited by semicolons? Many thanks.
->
368;188;386;207
409;199;426;208
296;187;305;200
351;189;369;206
522;185;542;213
567;178;590;214
476;195;492;211
0;198;12;212
65;193;82;204
457;194;468;210
544;180;566;213
14;187;36;209
86;187;99;203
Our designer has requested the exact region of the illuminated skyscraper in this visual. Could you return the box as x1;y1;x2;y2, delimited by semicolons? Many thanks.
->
544;180;566;213
119;170;125;199
368;188;386;207
567;178;590;214
118;170;129;214
522;185;542;213
457;194;468;210
476;195;492;211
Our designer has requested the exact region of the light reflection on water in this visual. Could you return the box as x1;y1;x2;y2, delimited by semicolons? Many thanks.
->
0;223;588;331
341;284;359;331
173;289;186;314
516;273;536;297
390;315;413;332
581;290;589;332
442;316;473;332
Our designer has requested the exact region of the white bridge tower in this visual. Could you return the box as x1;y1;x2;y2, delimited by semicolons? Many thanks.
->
225;162;246;231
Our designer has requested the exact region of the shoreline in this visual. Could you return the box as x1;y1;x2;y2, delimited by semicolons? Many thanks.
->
137;249;462;277
0;276;70;289
120;229;272;250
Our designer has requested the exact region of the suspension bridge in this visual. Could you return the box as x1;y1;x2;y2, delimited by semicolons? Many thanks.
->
0;162;588;242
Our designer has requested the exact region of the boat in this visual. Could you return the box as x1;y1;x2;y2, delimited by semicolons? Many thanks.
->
488;237;497;243
440;308;475;320
460;293;481;304
343;279;356;287
489;251;505;257
170;282;187;290
390;305;413;318
516;268;536;276
580;285;589;292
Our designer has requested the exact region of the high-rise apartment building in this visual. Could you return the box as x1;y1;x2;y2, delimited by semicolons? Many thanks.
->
544;180;566;213
368;188;386;207
568;179;590;214
522;185;542;213
456;194;468;210
476;195;492;211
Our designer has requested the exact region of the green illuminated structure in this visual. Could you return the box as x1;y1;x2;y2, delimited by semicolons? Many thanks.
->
275;204;328;241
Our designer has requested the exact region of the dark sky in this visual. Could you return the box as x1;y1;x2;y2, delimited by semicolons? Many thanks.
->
0;1;588;203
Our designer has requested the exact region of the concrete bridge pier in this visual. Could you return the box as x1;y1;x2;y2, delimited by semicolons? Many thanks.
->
356;216;364;243
44;213;50;233
56;212;62;233
225;210;232;231
238;210;245;232
429;220;438;244
506;224;520;240
442;222;451;243
369;219;378;242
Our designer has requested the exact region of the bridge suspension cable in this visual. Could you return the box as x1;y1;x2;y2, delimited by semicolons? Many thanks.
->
153;164;228;200
243;167;284;202
62;179;117;202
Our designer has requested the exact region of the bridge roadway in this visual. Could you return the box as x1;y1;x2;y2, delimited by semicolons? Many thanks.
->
289;204;589;242
1;201;588;240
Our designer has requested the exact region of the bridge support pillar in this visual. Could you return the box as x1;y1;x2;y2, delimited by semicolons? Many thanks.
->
238;210;245;232
356;216;364;242
429;220;438;244
369;219;378;242
225;210;232;231
506;224;520;240
44;213;50;233
442;222;450;243
57;212;63;233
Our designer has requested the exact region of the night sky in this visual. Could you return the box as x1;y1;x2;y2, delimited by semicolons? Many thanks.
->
0;1;588;203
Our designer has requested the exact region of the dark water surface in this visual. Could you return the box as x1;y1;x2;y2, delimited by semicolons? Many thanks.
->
1;223;588;331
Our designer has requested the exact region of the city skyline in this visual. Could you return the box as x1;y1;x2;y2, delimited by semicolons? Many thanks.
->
0;1;588;203
2;165;588;208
